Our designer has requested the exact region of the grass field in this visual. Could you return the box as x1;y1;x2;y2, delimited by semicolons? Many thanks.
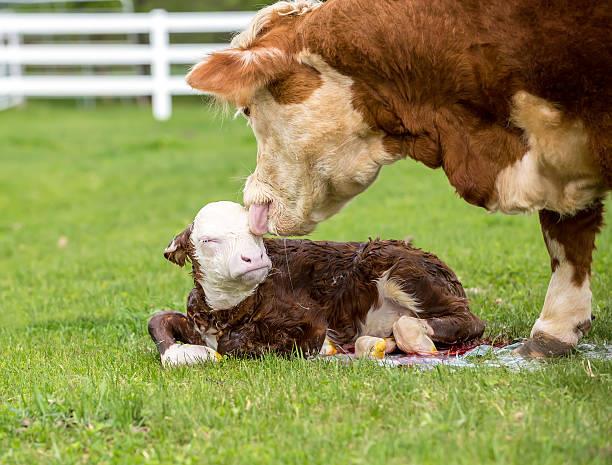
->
1;102;610;464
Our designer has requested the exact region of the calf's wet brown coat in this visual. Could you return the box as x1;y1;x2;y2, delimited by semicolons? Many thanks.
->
149;237;484;358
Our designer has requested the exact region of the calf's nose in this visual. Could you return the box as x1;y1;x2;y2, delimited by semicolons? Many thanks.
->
240;252;264;264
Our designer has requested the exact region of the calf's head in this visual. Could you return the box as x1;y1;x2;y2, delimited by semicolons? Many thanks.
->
164;201;272;310
186;1;394;236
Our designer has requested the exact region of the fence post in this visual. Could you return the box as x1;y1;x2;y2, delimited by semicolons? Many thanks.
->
7;30;24;107
150;9;171;120
0;32;6;110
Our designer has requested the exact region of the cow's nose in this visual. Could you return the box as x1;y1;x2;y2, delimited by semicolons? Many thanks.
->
241;255;252;263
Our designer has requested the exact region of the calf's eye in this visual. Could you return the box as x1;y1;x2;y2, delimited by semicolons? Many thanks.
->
242;107;251;117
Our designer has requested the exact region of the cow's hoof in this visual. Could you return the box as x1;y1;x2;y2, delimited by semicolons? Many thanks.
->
515;331;575;358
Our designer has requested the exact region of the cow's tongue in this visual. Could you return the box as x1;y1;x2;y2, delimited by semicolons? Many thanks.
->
248;203;269;235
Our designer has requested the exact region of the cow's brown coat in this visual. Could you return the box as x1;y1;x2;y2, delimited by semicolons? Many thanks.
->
190;0;610;193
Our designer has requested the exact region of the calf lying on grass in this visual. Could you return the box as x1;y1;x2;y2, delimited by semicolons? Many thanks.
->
149;201;485;366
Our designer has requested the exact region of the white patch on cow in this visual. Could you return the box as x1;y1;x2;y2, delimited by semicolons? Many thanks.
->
377;270;421;312
231;1;322;49
362;302;399;339
199;281;252;312
161;344;221;366
243;51;398;235
531;234;592;345
360;269;421;338
489;91;605;215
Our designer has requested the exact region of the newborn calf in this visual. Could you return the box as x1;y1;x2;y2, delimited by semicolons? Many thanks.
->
149;202;485;365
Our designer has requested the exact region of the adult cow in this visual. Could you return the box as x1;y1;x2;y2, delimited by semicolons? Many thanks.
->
186;0;610;356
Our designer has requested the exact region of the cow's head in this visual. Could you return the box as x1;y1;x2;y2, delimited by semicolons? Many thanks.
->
186;1;396;235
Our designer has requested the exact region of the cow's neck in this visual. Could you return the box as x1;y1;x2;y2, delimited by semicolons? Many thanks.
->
299;0;528;208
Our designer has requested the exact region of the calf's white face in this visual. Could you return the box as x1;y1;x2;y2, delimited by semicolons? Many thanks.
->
192;201;271;283
164;201;272;310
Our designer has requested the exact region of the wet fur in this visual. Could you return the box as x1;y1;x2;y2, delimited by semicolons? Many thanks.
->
154;238;484;358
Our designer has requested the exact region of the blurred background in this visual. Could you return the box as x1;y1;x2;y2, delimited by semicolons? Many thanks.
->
0;0;267;119
1;0;264;12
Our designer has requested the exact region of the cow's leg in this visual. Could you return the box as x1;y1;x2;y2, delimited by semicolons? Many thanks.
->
518;200;604;357
148;311;220;366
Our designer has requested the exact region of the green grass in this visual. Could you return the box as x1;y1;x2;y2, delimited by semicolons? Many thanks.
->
0;102;610;464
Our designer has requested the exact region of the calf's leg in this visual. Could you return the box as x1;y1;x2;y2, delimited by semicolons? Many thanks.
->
367;267;485;354
390;311;484;355
354;336;396;359
148;311;220;366
422;311;486;346
319;336;338;356
392;316;437;354
357;309;483;357
518;200;604;357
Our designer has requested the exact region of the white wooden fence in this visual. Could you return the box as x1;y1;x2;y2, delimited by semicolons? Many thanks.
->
0;10;254;119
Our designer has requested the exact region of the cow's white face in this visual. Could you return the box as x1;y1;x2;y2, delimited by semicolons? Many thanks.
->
185;1;399;236
187;43;396;236
164;201;272;310
240;53;394;236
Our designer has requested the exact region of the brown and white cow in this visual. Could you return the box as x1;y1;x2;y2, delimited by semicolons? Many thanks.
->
186;0;610;356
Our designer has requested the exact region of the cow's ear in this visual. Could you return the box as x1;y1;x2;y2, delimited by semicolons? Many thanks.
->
164;224;193;267
186;47;291;104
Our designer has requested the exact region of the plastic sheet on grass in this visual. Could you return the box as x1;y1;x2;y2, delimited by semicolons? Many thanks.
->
318;341;612;371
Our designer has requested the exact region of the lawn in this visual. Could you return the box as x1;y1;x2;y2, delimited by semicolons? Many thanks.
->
0;102;610;465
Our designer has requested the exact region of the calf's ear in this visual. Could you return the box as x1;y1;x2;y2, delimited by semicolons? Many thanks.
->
164;224;193;267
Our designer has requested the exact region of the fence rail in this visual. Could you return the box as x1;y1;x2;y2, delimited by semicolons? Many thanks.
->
0;10;254;119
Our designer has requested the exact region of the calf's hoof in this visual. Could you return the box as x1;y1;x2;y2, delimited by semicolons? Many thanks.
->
161;344;221;366
515;331;575;358
393;316;437;355
319;337;338;356
383;337;397;353
355;336;387;359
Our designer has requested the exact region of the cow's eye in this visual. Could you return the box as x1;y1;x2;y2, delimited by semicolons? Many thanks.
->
200;237;218;244
242;107;251;117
